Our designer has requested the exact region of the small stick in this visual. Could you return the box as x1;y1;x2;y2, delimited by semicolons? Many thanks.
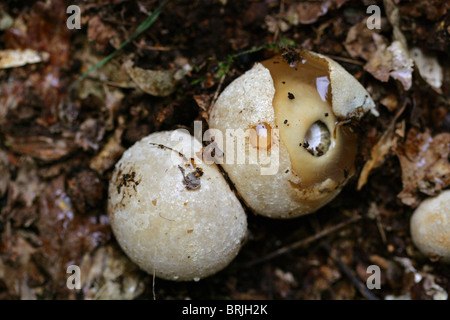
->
325;55;365;66
272;0;285;44
321;241;379;300
376;214;387;244
152;269;156;300
244;215;361;267
205;74;226;119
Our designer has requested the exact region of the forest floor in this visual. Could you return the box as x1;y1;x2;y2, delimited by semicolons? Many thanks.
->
0;0;449;299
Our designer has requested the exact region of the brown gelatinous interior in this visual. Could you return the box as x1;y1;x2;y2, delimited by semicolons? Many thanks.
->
261;51;357;188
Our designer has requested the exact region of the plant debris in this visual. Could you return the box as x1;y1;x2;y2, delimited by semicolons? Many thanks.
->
395;128;450;207
0;0;448;300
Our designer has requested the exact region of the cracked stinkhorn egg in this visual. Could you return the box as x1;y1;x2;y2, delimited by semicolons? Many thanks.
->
108;130;247;281
209;49;376;218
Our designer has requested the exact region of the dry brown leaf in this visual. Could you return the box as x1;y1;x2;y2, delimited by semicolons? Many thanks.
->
285;0;349;26
363;33;392;83
344;19;377;61
75;119;106;152
90;133;125;175
363;34;414;90
0;235;37;299
0;149;10;198
409;47;443;92
193;94;212;112
4;135;75;162
380;93;399;112
0;49;49;69
395;128;450;206
87;16;120;52
36;175;110;298
79;245;147;300
8;157;43;208
357;106;406;190
296;1;331;24
345;2;414;90
0;10;13;30
104;86;124;131
357;125;395;190
124;60;179;97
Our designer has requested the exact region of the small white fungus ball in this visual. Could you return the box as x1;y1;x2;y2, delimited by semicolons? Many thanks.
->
108;130;247;281
410;190;450;263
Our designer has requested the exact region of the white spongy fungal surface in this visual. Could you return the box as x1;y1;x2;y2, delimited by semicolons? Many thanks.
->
410;190;450;263
312;51;376;119
108;130;247;281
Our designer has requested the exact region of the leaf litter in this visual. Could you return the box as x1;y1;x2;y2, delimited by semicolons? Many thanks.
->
0;0;449;300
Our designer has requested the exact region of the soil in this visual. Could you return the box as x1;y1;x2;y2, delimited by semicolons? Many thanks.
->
0;0;448;300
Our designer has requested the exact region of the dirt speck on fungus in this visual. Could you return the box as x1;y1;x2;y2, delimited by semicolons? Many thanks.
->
117;171;139;194
178;166;203;190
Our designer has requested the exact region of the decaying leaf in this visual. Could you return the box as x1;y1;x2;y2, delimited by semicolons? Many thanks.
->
385;257;448;300
193;94;212;112
363;34;414;90
75;118;106;152
0;10;13;31
72;41;135;89
87;16;120;52
345;1;414;90
79;245;147;300
0;235;38;299
9;157;43;208
357;122;396;190
3;0;71;125
409;47;443;92
4;135;75;162
264;15;290;34
284;0;348;26
386;41;414;91
66;169;104;215
380;93;399;112
0;149;10;198
36;175;110;298
104;86;124;131
395;128;450;206
0;49;49;69
357;106;406;190
124;60;191;97
90;132;125;175
287;1;332;25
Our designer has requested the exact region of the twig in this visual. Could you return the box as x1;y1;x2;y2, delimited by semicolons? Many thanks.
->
321;241;379;300
325;55;365;66
243;215;361;268
152;269;156;300
272;0;285;44
376;213;387;244
204;74;226;120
